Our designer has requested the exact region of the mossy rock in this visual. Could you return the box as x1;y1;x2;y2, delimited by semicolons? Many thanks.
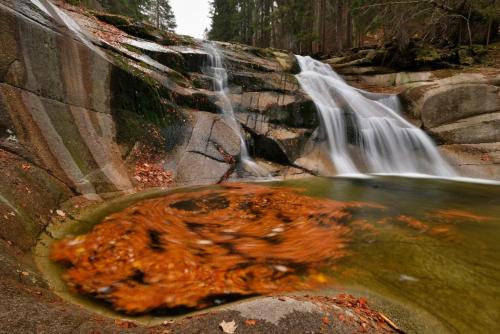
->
415;46;442;63
458;48;474;65
93;12;132;27
93;12;163;42
109;55;186;154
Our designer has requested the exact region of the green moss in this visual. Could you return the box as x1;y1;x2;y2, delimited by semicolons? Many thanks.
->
247;47;275;59
122;43;143;55
93;12;132;27
160;33;196;47
416;46;441;63
109;54;186;153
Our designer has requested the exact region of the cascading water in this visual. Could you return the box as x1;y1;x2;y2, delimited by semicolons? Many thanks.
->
204;43;268;177
296;56;456;177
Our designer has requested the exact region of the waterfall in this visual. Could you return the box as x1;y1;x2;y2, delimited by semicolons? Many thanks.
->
204;43;268;177
295;56;456;177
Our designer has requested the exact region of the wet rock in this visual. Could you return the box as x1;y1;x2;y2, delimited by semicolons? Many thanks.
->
238;113;312;164
173;112;240;185
122;38;210;73
230;91;318;129
439;143;500;180
395;70;500;179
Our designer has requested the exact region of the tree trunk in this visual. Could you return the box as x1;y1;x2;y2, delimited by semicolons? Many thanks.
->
336;0;343;51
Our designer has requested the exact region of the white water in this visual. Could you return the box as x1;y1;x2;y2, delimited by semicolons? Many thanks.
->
204;44;268;177
296;56;456;177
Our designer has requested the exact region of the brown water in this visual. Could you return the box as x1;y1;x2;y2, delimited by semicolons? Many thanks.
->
37;176;500;332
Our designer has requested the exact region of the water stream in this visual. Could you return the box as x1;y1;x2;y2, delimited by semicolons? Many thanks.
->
204;43;268;177
296;56;456;177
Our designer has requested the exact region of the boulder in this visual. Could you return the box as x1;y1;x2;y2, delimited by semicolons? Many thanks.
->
419;83;499;128
398;70;500;179
429;112;500;145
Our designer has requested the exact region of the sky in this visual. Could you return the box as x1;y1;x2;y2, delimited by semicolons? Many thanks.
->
170;0;211;39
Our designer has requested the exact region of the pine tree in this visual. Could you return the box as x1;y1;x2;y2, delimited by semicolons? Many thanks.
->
207;0;499;54
141;0;177;32
208;0;239;41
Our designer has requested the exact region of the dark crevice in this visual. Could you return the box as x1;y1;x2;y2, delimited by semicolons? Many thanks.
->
187;150;228;164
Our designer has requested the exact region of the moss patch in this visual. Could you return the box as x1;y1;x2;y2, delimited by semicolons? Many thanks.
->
109;55;186;155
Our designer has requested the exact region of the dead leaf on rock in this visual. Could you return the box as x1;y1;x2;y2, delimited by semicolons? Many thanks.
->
219;320;237;333
114;319;137;328
244;319;256;326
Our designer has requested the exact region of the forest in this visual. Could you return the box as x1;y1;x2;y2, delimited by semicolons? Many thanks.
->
208;0;500;55
69;0;500;58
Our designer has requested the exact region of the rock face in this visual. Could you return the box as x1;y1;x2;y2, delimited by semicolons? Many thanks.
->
398;71;500;179
171;111;241;185
0;0;317;198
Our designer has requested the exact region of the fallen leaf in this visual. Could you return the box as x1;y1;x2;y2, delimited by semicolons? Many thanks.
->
56;210;66;217
219;320;237;333
114;319;137;328
244;319;256;326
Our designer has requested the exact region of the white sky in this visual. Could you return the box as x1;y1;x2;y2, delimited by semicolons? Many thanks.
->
170;0;211;39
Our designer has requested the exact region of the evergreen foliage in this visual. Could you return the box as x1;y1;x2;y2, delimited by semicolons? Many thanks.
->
208;0;500;55
140;0;177;32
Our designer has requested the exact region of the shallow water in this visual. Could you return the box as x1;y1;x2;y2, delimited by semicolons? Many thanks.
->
37;176;500;332
276;176;500;333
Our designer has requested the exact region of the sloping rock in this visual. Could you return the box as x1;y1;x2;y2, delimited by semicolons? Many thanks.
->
405;82;500;128
0;0;135;197
173;111;240;185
